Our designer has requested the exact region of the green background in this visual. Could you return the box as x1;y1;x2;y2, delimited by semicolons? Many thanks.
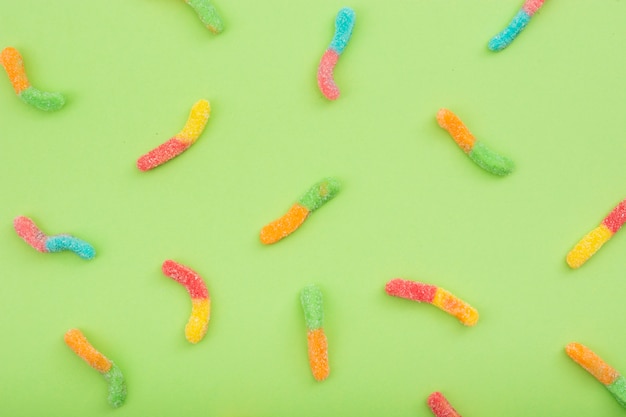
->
1;0;626;415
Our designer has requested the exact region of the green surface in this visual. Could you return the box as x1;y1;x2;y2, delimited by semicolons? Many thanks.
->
1;1;626;416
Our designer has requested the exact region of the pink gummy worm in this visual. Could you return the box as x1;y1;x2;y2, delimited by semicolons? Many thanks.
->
317;49;340;100
162;260;208;299
385;278;437;303
602;199;626;234
13;216;47;252
428;392;461;417
136;138;190;171
523;0;546;15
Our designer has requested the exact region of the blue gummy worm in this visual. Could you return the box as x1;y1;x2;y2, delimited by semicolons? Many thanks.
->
45;235;95;260
329;7;356;55
488;10;531;51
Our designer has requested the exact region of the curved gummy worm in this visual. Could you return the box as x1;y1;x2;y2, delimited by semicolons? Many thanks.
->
317;7;355;100
566;199;626;269
184;0;224;34
385;278;479;326
427;392;462;417
13;216;95;260
436;108;514;176
137;99;210;171
566;342;626;408
301;285;329;381
260;177;341;245
162;260;210;344
488;0;546;51
0;47;65;111
64;329;127;408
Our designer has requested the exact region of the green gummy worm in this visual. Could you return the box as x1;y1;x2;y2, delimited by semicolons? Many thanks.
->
104;363;127;408
301;285;324;330
297;177;341;212
186;0;224;33
468;141;514;176
20;86;65;112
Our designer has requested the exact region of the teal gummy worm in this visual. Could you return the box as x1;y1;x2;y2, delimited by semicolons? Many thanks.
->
488;0;547;51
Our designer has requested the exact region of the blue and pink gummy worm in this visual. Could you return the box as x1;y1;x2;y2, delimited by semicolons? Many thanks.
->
488;0;546;51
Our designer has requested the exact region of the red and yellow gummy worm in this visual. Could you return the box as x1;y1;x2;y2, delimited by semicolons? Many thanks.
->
385;278;479;326
64;329;127;408
162;260;210;344
137;99;210;171
566;342;626;408
301;284;329;381
566;198;626;268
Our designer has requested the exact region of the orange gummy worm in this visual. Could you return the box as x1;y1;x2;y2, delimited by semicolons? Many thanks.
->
307;328;329;381
64;329;112;374
260;204;309;244
436;108;476;153
566;342;620;385
0;47;30;94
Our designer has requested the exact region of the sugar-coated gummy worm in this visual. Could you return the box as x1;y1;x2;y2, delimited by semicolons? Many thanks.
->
260;177;341;245
162;260;210;344
566;198;626;269
566;342;626;408
385;279;479;326
488;0;547;51
301;285;329;381
436;108;514;176
0;47;65;111
64;329;127;408
13;216;95;260
183;0;224;34
317;7;356;100
137;99;210;171
428;392;462;417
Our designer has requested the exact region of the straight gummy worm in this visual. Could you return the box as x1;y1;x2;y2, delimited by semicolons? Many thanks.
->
566;198;626;269
260;177;341;244
184;0;224;34
317;7;356;100
13;216;95;260
566;342;626;408
64;329;127;408
488;0;546;51
162;260;210;344
0;47;65;111
385;278;479;326
436;108;514;176
301;285;329;381
428;392;462;417
137;99;210;171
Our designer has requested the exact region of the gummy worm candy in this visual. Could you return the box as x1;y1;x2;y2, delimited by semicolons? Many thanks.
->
260;177;341;245
427;392;462;417
488;0;546;51
566;198;626;269
13;216;95;260
162;260;210;344
301;284;329;381
436;108;514;176
137;99;210;171
385;278;479;326
317;7;356;100
566;342;626;408
0;47;65;111
184;0;224;34
64;329;127;408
